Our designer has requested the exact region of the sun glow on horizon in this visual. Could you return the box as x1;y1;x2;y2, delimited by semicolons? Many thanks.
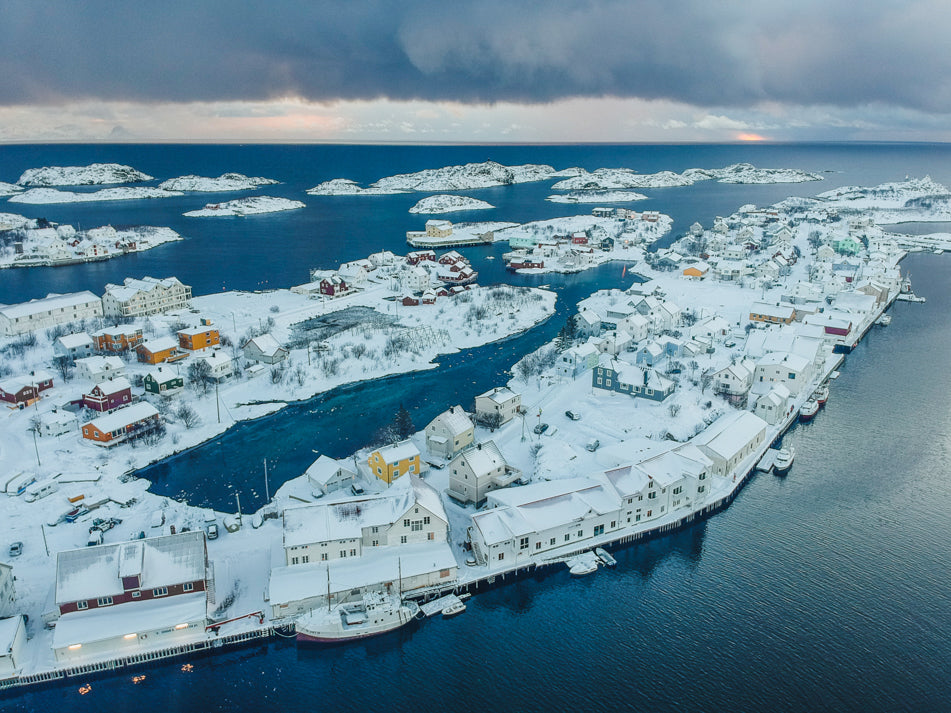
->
736;132;767;142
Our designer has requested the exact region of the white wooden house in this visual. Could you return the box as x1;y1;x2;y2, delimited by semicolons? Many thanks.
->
474;387;521;427
305;455;357;495
692;411;768;477
425;405;475;459
445;440;522;506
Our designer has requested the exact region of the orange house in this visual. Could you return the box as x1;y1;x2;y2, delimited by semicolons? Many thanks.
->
94;326;144;353
137;337;181;364
178;326;220;352
81;402;161;446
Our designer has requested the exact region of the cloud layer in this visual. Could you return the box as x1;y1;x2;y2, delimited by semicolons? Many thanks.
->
2;0;950;114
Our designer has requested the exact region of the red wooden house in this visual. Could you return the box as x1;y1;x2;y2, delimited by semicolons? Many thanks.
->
320;275;348;297
83;377;133;412
0;370;54;406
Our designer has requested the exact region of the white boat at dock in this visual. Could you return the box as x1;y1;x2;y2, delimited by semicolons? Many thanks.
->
799;399;819;422
814;383;829;405
773;447;795;475
875;314;891;326
442;600;467;618
594;547;617;568
567;551;600;576
296;591;420;643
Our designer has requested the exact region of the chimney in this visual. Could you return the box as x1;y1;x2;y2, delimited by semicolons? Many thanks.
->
643;369;649;386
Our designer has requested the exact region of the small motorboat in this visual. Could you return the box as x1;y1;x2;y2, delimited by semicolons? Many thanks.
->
875;314;891;326
442;600;467;618
814;384;829;406
594;547;617;568
799;400;819;422
774;447;795;475
567;551;600;576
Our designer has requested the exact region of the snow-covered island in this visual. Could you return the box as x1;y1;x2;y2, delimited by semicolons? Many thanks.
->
409;195;495;214
0;182;23;196
8;187;183;204
158;173;280;192
183;196;306;217
547;189;648;204
0;221;182;268
309;160;578;196
5;175;951;690
15;163;153;186
551;163;823;191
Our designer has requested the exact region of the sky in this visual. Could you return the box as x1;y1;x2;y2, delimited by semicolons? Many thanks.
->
2;0;950;143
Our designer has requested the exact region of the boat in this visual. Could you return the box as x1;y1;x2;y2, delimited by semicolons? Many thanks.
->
773;447;795;475
875;314;892;326
814;384;829;406
442;600;467;618
594;547;618;568
799;400;819;421
567;551;600;576
296;591;420;643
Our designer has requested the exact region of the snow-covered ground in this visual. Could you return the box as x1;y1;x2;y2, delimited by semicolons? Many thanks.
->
8;187;183;204
183;196;306;217
158;173;280;192
408;195;495;214
15;163;153;187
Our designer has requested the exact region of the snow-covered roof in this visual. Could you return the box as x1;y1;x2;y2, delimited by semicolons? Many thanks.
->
374;440;420;463
476;386;519;405
750;301;796;319
103;276;184;302
84;402;159;433
140;336;178;353
635;443;712;486
483;477;620;535
0;291;101;320
304;455;354;487
52;592;207;649
0;615;23;654
267;543;457;609
428;405;473;437
56;332;93;349
601;465;650;498
75;355;124;371
455;441;506;477
283;474;444;548
90;376;130;393
93;325;142;338
178;324;217;337
55;531;206;604
757;351;811;373
692;411;767;461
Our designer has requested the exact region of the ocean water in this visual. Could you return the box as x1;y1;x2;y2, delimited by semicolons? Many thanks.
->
3;144;951;711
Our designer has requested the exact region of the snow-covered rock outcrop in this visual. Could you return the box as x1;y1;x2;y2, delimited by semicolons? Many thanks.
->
0;182;23;196
183;196;306;217
409;195;495;214
372;160;558;192
0;212;34;230
9;187;183;204
306;178;407;196
779;176;951;223
547;190;648;204
158;173;280;192
16;163;153;186
552;163;823;191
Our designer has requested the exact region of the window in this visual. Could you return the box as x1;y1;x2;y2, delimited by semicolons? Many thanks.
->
535;542;542;550
291;556;299;565
423;516;430;525
519;537;529;550
428;532;435;541
403;519;410;527
606;379;612;387
400;535;407;544
648;491;657;500
302;556;310;564
498;553;505;561
648;481;654;488
610;521;616;528
77;600;89;610
377;467;382;475
183;582;194;592
153;587;168;597
593;525;604;536
788;373;796;380
597;377;603;385
699;473;706;480
636;514;641;522
564;534;570;542
350;549;357;557
646;510;652;517
409;464;415;472
339;550;347;558
372;539;379;547
371;526;378;533
550;538;556;545
673;486;682;495
577;530;583;537
698;485;705;493
411;520;423;532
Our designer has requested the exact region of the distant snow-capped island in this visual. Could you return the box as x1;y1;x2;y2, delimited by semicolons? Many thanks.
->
551;163;823;191
8;187;183;204
547;190;649;204
309;160;578;195
778;176;951;223
183;196;306;217
0;222;182;268
158;173;280;192
306;178;408;196
409;195;495;214
16;163;153;186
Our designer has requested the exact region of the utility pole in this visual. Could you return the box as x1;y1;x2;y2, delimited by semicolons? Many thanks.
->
32;428;40;467
235;492;242;527
215;379;221;424
41;523;49;556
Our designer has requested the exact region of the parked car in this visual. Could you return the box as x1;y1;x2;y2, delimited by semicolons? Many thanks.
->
533;423;549;435
86;530;103;547
565;410;581;421
8;541;23;557
586;439;601;452
351;483;365;496
206;523;219;540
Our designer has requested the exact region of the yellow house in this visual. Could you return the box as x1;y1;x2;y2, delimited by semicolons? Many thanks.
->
682;262;709;280
368;441;421;484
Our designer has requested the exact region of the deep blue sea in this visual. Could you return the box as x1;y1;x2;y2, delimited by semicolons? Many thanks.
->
3;144;951;712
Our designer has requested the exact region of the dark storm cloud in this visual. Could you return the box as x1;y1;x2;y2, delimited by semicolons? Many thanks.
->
1;0;950;112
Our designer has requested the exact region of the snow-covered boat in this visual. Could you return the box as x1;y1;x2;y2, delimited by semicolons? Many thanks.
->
594;547;617;568
799;399;820;422
567;551;600;576
814;384;829;406
296;591;420;643
875;314;892;326
773;447;795;475
442;600;467;618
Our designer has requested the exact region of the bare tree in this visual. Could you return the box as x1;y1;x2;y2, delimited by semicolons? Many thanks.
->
174;403;201;429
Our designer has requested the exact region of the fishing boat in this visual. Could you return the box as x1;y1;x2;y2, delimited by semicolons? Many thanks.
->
567;551;599;576
773;447;795;475
296;591;420;643
442;600;467;618
799;399;819;422
814;384;829;406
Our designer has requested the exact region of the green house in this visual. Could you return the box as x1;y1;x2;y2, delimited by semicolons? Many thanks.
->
833;236;863;256
144;367;184;395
